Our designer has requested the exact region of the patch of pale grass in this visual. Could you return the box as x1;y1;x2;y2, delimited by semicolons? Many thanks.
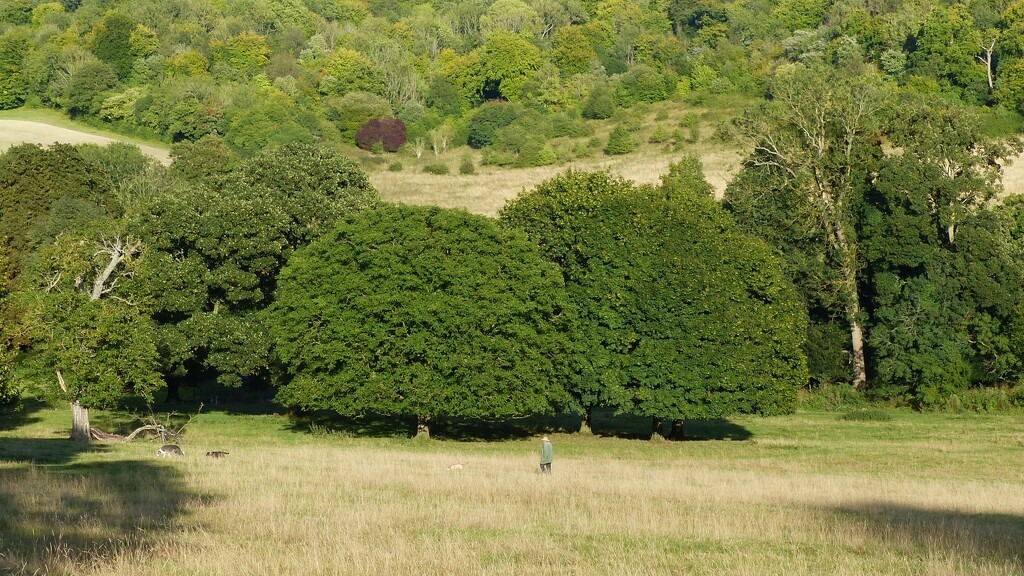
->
3;410;1023;575
36;441;1017;576
370;142;742;218
0;118;170;165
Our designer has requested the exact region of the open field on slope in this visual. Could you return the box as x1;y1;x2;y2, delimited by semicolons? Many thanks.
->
1;405;1022;576
3;104;1024;217
0;110;171;165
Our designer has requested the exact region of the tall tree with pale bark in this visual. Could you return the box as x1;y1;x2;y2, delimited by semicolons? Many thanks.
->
727;63;887;389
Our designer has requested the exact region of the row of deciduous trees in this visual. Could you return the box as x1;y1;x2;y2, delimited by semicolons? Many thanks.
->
0;134;811;439
3;66;1024;440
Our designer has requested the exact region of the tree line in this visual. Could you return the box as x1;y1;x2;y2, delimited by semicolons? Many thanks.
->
0;134;811;439
3;61;1024;440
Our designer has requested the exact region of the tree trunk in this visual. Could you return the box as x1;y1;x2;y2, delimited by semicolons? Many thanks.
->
416;414;431;440
71;401;91;442
668;419;685;440
578;407;594;435
833;216;868;390
849;317;867;389
165;378;181;402
651;416;663;439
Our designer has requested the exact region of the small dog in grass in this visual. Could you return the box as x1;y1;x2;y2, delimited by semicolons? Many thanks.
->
206;451;229;458
156;444;184;457
447;463;464;471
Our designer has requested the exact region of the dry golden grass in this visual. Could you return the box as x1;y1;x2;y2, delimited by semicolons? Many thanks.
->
2;409;1022;575
369;143;741;218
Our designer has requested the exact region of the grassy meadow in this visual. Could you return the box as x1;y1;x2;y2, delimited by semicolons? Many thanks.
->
1;402;1022;576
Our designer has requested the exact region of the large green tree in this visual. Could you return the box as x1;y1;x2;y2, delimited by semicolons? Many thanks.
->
270;204;574;438
860;100;1024;406
727;63;886;389
0;239;17;408
134;143;379;397
0;143;114;272
21;227;162;441
501;170;808;436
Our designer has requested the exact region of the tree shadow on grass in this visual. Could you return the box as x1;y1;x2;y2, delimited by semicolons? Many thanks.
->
0;441;204;574
0;398;48;432
284;409;752;442
830;502;1024;569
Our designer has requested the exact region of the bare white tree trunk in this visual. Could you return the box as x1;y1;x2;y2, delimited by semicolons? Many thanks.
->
977;37;996;92
71;401;91;442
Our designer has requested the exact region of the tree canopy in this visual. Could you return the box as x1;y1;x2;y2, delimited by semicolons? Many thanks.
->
269;204;574;438
501;170;808;434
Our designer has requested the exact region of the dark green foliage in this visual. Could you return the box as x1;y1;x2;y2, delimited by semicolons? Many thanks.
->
20;230;163;412
133;144;377;388
613;64;673;107
269;204;573;428
660;155;714;199
860;101;1024;407
63;60;118;116
581;84;615;120
0;143;114;267
501;171;808;425
388;161;403;172
0;29;31;109
355;118;407;152
91;12;136;80
837;409;892;421
459;156;475;175
0;243;16;408
466;102;519;149
604;126;637;155
169;134;242;190
426;76;465;117
0;0;34;24
485;124;556;168
226;142;378;248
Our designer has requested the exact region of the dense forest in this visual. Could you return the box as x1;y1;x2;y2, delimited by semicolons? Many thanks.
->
2;0;1024;439
2;0;1024;156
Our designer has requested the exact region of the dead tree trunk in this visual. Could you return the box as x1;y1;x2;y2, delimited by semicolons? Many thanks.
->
71;401;91;442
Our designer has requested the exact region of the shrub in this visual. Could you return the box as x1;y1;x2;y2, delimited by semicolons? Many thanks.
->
604;126;637;155
388;161;403;172
467;102;519;149
423;163;449;175
798;383;868;412
515;141;556;168
459;156;475;175
582;85;615;120
648;126;671;144
837;409;893;422
948;386;1024;413
355;117;407;153
613;64;673;107
679;112;701;128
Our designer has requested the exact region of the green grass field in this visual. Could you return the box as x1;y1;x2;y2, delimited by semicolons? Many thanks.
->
2;402;1022;575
